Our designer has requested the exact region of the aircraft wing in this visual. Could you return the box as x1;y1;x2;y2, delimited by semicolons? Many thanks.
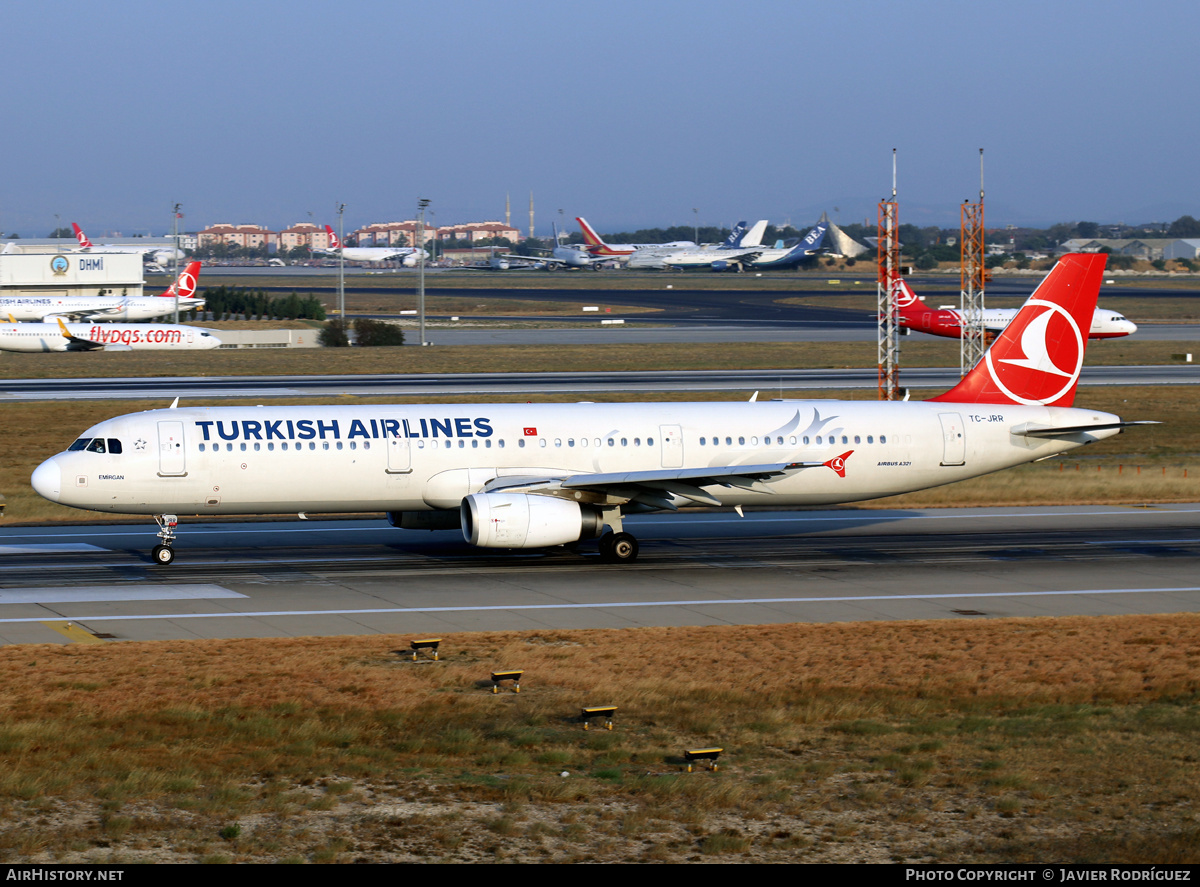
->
47;304;126;322
54;318;107;351
483;459;844;509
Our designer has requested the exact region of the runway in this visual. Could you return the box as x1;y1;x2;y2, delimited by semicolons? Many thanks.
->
4;363;1198;401
2;504;1198;645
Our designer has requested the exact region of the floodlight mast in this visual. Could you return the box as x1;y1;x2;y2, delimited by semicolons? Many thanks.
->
336;203;346;327
172;203;182;324
877;149;901;401
417;198;430;346
960;149;987;376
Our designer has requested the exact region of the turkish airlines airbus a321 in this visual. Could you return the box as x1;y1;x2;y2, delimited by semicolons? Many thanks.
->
32;254;1141;566
895;278;1137;339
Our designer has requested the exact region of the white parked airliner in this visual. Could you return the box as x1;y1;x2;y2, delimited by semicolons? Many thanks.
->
0;261;206;322
317;226;423;265
32;254;1138;566
0;317;221;352
72;223;185;265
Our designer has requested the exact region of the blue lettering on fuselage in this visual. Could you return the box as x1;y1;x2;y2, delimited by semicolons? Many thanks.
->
192;417;494;442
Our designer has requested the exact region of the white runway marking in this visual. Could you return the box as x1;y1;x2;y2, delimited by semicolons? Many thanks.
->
1;508;1195;543
0;585;245;605
0;586;1193;623
0;544;107;554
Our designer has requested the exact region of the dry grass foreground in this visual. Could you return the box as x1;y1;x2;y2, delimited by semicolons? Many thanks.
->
0;616;1197;864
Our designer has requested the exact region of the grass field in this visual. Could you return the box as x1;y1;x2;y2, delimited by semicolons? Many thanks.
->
0;616;1196;863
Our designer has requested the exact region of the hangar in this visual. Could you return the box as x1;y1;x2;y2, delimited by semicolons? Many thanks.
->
0;251;145;300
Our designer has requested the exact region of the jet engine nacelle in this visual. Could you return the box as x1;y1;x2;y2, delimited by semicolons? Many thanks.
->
461;492;603;549
102;344;134;352
710;260;730;272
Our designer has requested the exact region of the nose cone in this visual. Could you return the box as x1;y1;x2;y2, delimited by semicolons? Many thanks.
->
31;458;62;503
1123;319;1138;334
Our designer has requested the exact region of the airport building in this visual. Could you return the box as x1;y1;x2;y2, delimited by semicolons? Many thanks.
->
198;224;278;251
0;252;145;298
353;220;521;248
278;223;331;252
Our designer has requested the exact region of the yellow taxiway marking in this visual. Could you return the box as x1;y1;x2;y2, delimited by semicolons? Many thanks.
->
41;622;107;644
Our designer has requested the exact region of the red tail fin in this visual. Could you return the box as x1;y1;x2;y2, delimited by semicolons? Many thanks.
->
72;223;93;249
577;217;604;249
324;225;342;250
930;253;1106;407
159;261;201;299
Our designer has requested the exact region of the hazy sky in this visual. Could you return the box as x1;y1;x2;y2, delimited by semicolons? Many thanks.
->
2;0;1196;237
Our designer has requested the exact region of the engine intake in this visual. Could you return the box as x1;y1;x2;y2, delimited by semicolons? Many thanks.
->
461;493;602;548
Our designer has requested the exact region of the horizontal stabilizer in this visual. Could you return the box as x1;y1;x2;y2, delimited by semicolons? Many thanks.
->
1011;420;1159;438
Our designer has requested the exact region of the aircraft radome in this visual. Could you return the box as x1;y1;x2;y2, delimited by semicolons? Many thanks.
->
31;254;1142;566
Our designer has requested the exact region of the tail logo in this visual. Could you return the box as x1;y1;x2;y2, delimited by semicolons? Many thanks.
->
177;270;197;297
824;450;853;478
893;280;919;308
984;298;1084;405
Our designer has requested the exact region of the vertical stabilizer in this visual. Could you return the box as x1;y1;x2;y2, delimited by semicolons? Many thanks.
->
930;253;1106;407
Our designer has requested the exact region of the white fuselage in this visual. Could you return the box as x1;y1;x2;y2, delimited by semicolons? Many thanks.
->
32;399;1119;517
319;246;422;264
0;322;221;352
0;295;204;323
80;245;185;264
982;307;1136;338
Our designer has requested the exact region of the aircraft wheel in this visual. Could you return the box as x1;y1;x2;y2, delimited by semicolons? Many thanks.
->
152;544;175;566
602;532;638;564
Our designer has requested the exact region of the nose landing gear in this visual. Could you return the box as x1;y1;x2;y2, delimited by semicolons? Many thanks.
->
152;514;178;566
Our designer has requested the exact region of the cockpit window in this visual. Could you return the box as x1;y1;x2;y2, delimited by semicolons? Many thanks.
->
107;439;122;454
68;438;92;451
85;439;107;454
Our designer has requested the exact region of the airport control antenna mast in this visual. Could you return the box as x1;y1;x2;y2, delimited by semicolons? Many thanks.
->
336;203;346;326
417;198;430;346
877;149;902;401
960;149;987;376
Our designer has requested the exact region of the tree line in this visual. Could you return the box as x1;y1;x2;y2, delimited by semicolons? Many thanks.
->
198;286;326;321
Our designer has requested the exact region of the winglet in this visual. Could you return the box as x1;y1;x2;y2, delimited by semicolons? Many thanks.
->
56;317;72;338
169;397;179;409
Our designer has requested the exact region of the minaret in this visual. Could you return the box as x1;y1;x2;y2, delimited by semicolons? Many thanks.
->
529;191;535;239
505;193;511;228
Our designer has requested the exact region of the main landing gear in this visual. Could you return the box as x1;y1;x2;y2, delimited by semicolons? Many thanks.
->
598;531;638;564
152;514;178;566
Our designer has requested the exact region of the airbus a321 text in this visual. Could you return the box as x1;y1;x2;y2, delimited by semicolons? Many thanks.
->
32;254;1142;566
